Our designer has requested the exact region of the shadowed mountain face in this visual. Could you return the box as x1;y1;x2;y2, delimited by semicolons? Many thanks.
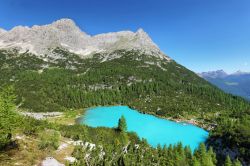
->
200;70;250;101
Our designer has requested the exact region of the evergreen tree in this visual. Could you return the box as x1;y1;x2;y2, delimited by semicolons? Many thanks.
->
192;157;201;166
194;143;215;166
184;146;192;165
233;158;242;166
224;155;232;166
0;86;17;149
208;147;217;165
118;115;127;132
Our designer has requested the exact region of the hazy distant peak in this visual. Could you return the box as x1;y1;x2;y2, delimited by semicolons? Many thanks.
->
200;69;250;79
232;70;250;76
199;70;228;78
216;69;228;75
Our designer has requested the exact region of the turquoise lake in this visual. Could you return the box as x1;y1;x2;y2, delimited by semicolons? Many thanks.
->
80;106;209;151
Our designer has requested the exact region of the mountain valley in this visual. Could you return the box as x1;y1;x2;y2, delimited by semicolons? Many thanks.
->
0;19;249;166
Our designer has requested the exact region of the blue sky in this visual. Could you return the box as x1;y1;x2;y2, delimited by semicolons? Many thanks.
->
0;0;249;73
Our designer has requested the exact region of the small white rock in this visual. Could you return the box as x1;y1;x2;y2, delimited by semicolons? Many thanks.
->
41;157;64;166
57;143;68;151
64;156;76;163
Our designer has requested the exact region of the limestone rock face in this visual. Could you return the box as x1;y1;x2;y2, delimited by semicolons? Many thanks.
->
0;18;170;60
0;28;6;35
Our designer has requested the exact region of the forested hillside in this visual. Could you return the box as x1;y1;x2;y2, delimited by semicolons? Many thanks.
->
0;86;243;166
0;48;250;165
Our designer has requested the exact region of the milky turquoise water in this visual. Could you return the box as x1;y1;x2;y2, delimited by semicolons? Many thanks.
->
80;106;208;151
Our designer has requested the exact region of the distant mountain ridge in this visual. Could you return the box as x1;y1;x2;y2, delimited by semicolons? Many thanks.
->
200;70;250;101
199;70;228;79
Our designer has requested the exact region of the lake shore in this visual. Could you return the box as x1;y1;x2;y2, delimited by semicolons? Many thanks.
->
127;105;216;131
19;104;215;132
81;105;209;151
77;105;216;131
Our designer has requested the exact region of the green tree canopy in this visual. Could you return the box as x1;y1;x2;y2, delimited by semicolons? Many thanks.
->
118;115;127;132
0;86;17;149
233;158;242;166
224;155;232;166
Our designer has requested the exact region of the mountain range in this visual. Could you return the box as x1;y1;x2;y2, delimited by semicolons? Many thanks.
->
0;18;168;61
199;70;250;101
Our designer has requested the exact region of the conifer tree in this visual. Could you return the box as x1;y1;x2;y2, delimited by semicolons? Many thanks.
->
118;115;127;132
192;157;201;166
233;158;242;166
208;147;217;165
0;86;17;149
224;155;232;166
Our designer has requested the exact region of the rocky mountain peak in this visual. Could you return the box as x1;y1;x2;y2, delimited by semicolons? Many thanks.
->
0;19;170;60
136;28;149;38
49;18;88;36
136;28;147;36
51;18;76;27
135;28;159;49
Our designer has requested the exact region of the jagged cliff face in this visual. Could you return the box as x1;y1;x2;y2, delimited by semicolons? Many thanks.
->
0;19;170;60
